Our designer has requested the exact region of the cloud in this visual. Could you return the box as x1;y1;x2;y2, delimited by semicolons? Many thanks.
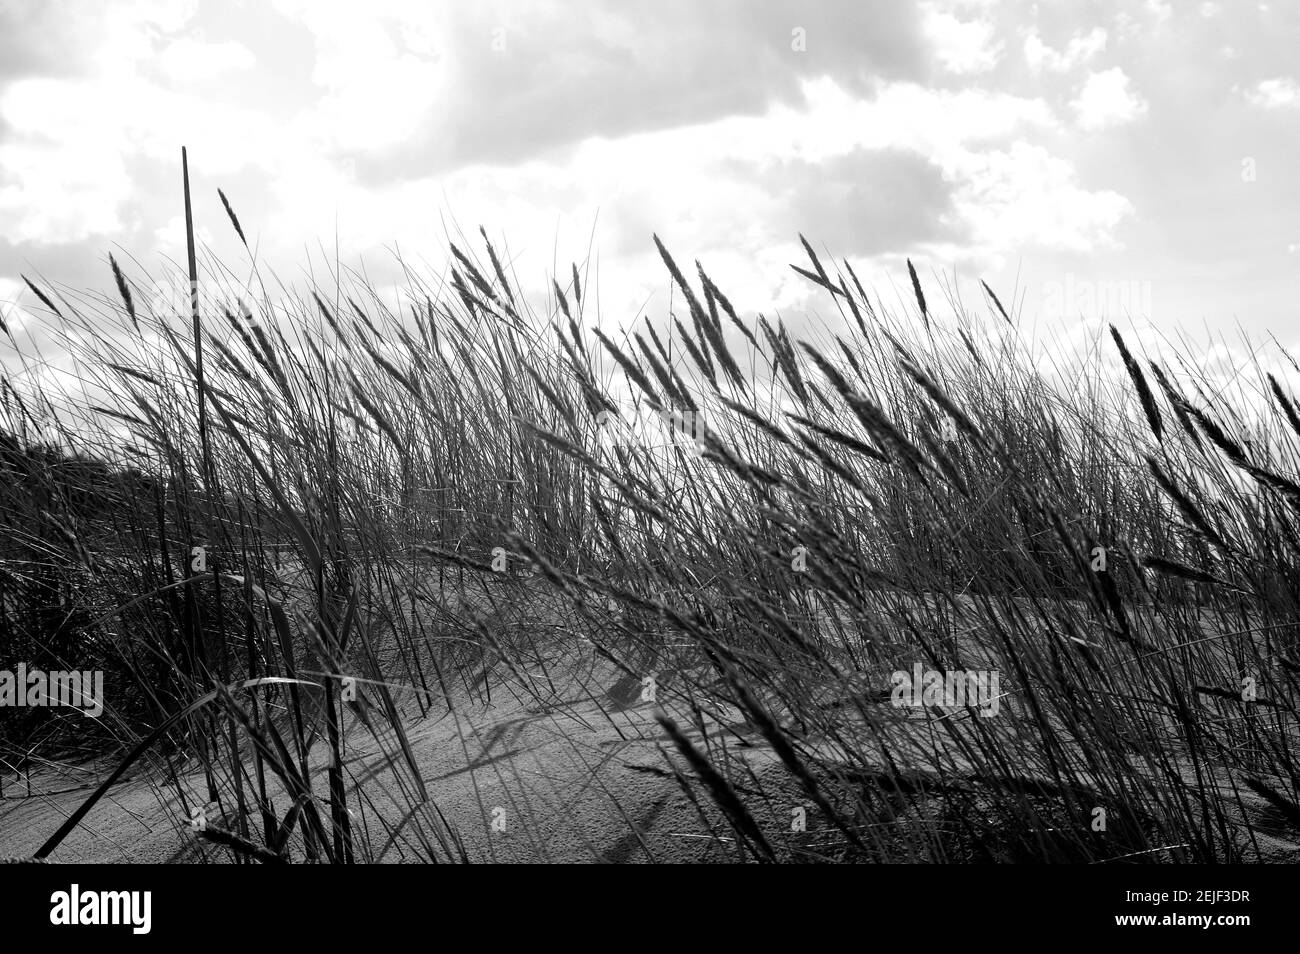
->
317;0;933;180
0;0;293;247
1022;27;1107;73
0;0;195;83
0;70;290;245
156;37;255;83
1071;67;1148;130
949;141;1134;254
1245;77;1300;109
1144;0;1173;23
741;148;959;257
0;82;133;243
922;3;1003;74
0;0;1123;273
273;74;1120;339
9;0;1274;367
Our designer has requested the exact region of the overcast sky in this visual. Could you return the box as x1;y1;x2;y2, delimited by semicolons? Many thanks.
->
1;0;1298;386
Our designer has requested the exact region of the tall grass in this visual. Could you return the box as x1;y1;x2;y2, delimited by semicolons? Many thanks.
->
2;186;1298;862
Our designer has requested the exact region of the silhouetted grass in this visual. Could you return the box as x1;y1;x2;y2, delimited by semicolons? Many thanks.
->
2;185;1298;863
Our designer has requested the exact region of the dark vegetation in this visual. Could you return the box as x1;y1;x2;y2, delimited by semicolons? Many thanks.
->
2;180;1300;862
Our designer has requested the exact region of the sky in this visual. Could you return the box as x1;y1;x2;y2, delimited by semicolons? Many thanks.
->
1;0;1298;401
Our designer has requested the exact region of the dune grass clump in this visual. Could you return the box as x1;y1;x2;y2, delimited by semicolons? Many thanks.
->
1;176;1298;862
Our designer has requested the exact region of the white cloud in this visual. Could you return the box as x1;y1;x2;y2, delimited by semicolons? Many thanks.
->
259;75;1126;327
156;38;256;83
0;67;296;245
88;0;201;78
1245;77;1300;109
0;0;290;245
950;141;1134;253
1145;0;1173;23
922;4;1003;74
1071;67;1148;130
776;77;1058;165
0;80;133;243
1023;27;1107;73
0;1;1142;342
271;0;450;154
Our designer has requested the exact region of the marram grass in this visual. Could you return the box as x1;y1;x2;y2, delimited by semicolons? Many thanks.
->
1;184;1299;863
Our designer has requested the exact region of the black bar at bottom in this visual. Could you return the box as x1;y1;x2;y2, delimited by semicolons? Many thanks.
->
0;863;1278;943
